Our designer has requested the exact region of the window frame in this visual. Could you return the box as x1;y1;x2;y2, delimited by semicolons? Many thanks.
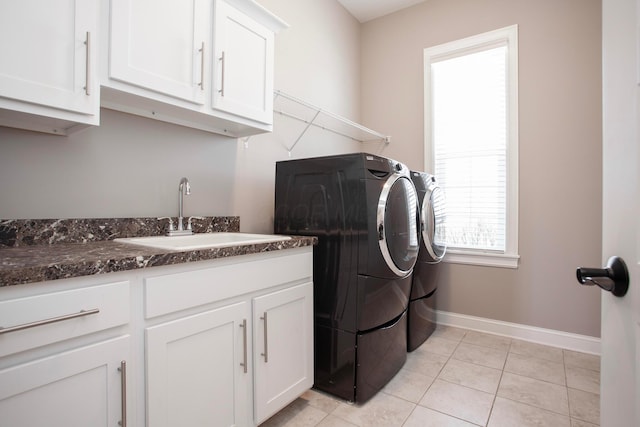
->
424;25;519;269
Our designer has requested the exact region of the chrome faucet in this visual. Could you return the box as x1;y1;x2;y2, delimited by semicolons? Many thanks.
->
177;177;191;232
157;177;198;236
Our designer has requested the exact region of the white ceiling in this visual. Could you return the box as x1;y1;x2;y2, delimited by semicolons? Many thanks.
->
337;0;427;23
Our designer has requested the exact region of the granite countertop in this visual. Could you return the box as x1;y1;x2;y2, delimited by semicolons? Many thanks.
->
0;217;316;287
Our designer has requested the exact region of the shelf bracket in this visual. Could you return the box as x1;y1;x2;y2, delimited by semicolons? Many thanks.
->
285;108;321;156
242;90;392;154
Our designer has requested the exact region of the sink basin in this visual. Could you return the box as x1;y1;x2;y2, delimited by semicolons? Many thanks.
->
115;232;292;251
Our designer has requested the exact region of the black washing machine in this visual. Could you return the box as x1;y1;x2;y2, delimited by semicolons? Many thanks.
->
407;171;447;352
274;153;419;403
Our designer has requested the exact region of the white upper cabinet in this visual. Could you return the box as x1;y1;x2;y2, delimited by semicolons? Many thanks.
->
212;0;274;124
0;0;99;135
108;0;209;105
102;0;287;137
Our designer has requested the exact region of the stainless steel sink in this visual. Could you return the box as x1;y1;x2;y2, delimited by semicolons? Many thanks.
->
115;232;291;251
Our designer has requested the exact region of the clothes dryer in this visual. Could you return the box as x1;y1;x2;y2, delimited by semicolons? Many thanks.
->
408;171;447;351
274;153;419;402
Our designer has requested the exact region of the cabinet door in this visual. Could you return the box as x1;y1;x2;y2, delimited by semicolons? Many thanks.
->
109;0;208;104
253;282;314;424
0;0;98;115
146;302;251;427
213;0;274;124
0;336;129;427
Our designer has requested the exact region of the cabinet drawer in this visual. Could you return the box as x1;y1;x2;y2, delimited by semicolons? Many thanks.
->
0;281;130;357
145;249;313;319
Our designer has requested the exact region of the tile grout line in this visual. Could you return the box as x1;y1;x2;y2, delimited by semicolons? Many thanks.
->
420;329;491;427
484;337;513;426
399;329;466;426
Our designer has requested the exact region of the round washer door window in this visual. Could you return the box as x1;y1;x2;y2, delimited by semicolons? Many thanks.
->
422;183;447;262
377;174;419;276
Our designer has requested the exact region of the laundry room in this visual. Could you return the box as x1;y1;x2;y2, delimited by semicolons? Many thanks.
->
1;0;627;426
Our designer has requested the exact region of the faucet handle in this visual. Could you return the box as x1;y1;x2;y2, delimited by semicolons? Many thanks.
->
157;217;175;232
187;216;205;231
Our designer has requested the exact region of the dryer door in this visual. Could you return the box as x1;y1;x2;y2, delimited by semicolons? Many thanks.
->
421;181;447;263
377;174;419;276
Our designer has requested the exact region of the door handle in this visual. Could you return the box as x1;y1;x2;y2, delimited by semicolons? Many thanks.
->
198;41;205;91
239;319;248;373
118;360;127;427
260;312;268;363
218;51;225;96
84;31;91;96
576;256;629;297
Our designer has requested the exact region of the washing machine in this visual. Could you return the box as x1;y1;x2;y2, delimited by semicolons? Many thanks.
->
274;153;419;403
407;171;447;352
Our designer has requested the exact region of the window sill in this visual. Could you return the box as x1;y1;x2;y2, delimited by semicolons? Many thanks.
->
443;250;520;269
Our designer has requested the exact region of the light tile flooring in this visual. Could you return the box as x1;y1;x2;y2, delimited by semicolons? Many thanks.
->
261;326;600;427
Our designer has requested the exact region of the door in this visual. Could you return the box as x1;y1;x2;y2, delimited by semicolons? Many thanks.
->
109;0;208;104
145;302;251;427
212;0;275;124
253;282;313;425
377;174;420;276
0;336;129;427
600;0;639;425
0;0;98;114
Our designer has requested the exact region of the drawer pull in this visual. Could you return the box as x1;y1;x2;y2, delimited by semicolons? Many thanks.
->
0;308;100;334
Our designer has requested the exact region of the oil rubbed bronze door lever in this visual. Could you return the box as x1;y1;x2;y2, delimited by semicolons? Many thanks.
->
576;256;630;297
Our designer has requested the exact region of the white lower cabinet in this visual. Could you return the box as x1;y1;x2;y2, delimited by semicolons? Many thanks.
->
146;301;252;427
0;247;313;427
0;278;131;426
143;247;314;426
253;282;314;424
0;335;130;426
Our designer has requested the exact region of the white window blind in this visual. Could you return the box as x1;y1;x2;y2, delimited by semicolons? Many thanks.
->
425;25;519;268
432;46;507;251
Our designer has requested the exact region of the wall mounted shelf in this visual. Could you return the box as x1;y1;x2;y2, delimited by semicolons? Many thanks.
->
272;90;391;153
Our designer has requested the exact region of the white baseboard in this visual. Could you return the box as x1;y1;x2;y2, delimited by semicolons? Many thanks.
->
435;310;601;355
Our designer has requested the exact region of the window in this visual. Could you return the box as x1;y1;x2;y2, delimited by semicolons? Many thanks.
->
424;25;519;268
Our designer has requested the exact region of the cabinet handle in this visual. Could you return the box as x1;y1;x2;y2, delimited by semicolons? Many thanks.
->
199;41;205;91
260;312;268;363
0;308;100;334
239;319;248;373
118;360;127;427
84;31;91;96
219;51;225;96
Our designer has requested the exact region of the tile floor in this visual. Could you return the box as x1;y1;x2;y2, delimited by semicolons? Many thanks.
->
261;326;600;427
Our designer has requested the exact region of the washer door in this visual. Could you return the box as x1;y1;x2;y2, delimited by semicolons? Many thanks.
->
421;181;447;262
377;174;419;276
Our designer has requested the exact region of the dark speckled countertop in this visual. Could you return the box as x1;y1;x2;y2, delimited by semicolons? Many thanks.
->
0;217;316;287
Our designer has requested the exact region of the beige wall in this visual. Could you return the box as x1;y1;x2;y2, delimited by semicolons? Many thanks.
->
235;0;363;232
361;0;603;337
